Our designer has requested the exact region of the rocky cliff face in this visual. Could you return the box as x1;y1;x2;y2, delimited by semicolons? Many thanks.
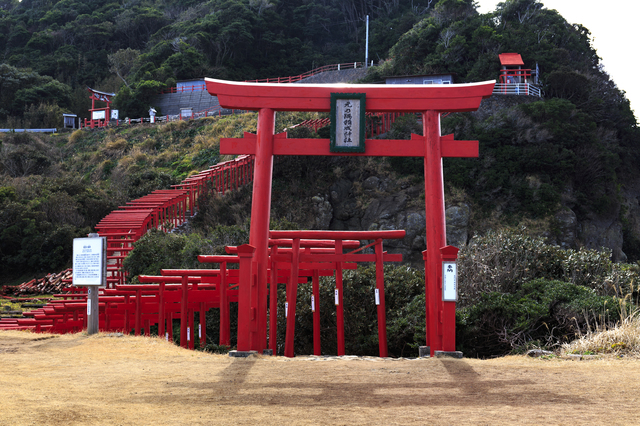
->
311;170;638;264
312;173;472;266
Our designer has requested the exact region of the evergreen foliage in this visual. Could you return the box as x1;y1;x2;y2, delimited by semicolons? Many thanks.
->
0;0;432;123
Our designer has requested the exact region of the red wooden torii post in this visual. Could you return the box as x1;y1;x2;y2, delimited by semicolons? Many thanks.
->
205;78;494;356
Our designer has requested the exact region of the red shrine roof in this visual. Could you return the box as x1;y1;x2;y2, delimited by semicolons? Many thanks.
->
499;53;524;66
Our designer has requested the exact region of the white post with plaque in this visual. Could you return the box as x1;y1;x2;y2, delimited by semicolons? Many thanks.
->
72;233;106;335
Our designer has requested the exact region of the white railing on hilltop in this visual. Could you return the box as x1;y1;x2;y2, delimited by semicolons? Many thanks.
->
493;83;542;97
0;128;57;133
81;107;249;128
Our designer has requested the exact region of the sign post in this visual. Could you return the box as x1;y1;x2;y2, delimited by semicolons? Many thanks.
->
436;245;462;358
72;233;107;335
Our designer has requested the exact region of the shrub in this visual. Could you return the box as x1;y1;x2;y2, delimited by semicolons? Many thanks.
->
103;138;128;158
458;229;567;305
456;279;620;358
68;129;86;144
286;125;318;139
23;102;65;128
191;184;252;231
457;228;636;306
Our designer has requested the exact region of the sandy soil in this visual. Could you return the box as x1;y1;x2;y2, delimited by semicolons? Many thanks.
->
1;330;639;425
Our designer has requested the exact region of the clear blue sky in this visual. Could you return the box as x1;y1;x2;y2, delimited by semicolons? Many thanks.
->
475;0;639;122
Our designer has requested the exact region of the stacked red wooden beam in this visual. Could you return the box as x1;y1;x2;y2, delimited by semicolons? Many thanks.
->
8;269;73;295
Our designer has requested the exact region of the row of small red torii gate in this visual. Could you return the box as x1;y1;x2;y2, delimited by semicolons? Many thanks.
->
200;78;495;357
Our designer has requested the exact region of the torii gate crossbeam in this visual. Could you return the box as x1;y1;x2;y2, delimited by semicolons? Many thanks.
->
205;78;495;356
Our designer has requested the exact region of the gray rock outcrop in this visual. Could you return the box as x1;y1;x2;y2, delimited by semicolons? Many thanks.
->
445;204;471;248
312;194;333;230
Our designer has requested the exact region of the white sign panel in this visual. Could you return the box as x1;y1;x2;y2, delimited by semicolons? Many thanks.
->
111;109;119;120
92;110;106;120
311;295;315;312
442;262;458;301
72;237;106;286
375;288;380;305
334;289;339;305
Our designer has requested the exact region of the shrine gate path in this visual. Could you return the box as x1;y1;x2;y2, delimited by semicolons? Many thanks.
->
205;78;495;356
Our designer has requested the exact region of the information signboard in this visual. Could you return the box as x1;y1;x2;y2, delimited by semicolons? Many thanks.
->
92;110;106;120
72;237;107;286
330;93;366;153
181;108;193;120
442;262;457;301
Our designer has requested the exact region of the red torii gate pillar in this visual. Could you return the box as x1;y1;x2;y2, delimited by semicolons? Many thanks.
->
206;78;495;356
249;108;275;351
423;110;450;355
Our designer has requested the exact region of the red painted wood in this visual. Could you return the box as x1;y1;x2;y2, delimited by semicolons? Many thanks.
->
269;245;279;353
375;239;388;358
440;246;459;352
180;275;188;348
249;108;276;353
423;110;447;356
335;240;345;356
220;261;230;346
221;132;478;158
206;79;495;112
312;269;321;356
270;230;406;240
284;238;301;357
236;244;256;352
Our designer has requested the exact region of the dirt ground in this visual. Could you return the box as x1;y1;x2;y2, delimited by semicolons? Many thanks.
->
1;331;639;425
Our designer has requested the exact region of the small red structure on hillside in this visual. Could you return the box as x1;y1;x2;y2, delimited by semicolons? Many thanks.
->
84;87;116;129
493;53;541;97
499;53;530;83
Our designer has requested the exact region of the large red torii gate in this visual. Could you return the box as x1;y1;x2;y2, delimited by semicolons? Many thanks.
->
205;78;495;357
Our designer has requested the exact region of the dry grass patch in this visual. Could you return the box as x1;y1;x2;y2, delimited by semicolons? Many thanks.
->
68;129;86;144
562;306;640;357
2;330;640;425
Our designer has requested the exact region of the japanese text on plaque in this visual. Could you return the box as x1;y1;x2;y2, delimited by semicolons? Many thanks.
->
335;99;360;147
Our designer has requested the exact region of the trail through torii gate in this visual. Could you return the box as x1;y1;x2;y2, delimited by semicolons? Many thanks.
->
205;78;495;357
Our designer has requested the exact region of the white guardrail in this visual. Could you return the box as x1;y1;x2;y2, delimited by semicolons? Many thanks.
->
492;83;542;97
0;128;57;133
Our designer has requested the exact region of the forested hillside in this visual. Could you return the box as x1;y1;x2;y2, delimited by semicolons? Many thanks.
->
2;0;640;356
0;0;429;121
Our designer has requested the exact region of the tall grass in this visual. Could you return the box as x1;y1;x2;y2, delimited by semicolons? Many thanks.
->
561;285;640;356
